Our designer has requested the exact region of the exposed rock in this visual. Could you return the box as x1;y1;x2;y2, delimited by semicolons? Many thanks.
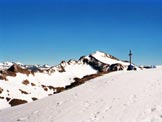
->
32;97;38;101
0;96;4;99
0;87;3;94
19;89;29;94
7;64;30;76
56;65;66;72
109;63;124;72
47;86;55;91
60;61;66;67
22;80;30;85
1;70;16;77
6;97;11;102
82;58;89;64
41;85;64;94
41;85;48;91
67;59;77;65
9;99;27;107
0;74;7;81
83;55;110;72
0;51;137;109
65;73;104;90
31;82;36;86
143;65;156;69
27;65;43;73
55;87;64;93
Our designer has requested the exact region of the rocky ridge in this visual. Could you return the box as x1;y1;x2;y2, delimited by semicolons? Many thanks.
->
0;51;139;109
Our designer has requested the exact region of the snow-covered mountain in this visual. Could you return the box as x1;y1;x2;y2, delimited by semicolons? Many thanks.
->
0;67;162;122
0;62;14;70
0;51;139;109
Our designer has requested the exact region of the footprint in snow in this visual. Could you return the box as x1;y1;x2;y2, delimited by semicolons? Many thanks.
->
145;106;162;114
139;115;162;122
126;94;137;106
138;106;162;121
82;112;100;122
56;101;64;106
88;112;100;122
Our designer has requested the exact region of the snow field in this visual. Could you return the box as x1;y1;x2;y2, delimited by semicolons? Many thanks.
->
0;68;162;122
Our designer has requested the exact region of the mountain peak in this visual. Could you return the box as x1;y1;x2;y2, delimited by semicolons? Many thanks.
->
0;50;141;109
91;50;110;58
89;51;120;64
92;50;108;56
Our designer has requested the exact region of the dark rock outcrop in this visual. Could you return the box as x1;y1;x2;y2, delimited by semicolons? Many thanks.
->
9;99;27;107
32;97;38;101
19;89;29;94
0;74;7;80
0;87;3;94
109;63;124;72
27;65;43;73
7;64;30;76
22;80;30;85
65;73;104;90
81;55;110;72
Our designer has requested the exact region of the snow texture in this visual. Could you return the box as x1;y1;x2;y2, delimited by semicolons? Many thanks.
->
0;67;162;122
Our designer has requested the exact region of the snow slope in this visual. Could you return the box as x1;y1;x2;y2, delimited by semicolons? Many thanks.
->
87;51;139;70
0;68;162;122
91;51;128;65
0;51;138;110
0;63;97;109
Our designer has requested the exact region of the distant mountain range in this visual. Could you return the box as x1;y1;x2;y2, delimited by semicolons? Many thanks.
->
0;51;139;109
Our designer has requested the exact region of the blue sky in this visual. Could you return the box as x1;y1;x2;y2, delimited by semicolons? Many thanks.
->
0;0;162;65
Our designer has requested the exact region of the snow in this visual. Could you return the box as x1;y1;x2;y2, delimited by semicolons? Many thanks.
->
92;51;140;70
42;64;50;68
3;62;13;66
156;65;162;69
91;51;129;66
0;62;13;70
0;63;97;109
0;68;162;122
15;62;23;65
0;62;24;70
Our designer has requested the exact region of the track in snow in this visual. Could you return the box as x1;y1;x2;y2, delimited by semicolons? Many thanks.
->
0;68;162;122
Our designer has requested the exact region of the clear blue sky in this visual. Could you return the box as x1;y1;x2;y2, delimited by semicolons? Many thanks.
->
0;0;162;66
